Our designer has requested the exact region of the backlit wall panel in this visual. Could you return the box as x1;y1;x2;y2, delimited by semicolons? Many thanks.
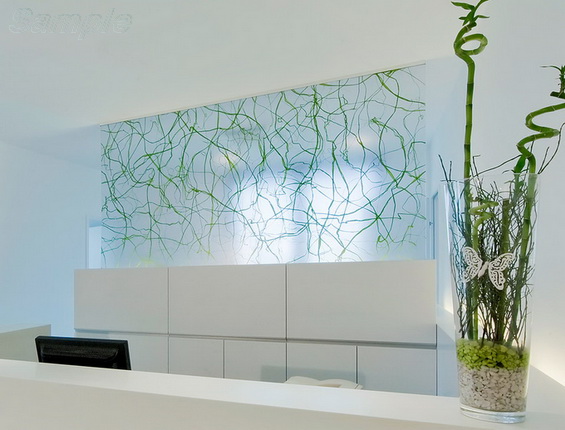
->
101;66;426;267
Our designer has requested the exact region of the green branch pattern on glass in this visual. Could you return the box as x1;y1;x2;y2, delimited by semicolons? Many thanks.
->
101;66;426;267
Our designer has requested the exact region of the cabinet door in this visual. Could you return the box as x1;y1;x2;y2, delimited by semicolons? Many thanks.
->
169;337;223;378
287;260;436;344
287;343;357;383
75;268;168;334
224;340;286;383
169;264;286;339
358;346;436;395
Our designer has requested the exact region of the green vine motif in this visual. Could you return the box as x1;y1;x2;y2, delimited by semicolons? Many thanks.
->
101;68;426;267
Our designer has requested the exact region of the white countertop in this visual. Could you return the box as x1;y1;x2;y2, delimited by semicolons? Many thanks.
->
0;359;564;429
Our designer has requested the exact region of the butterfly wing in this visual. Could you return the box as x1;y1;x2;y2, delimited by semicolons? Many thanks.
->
487;252;515;290
461;246;482;282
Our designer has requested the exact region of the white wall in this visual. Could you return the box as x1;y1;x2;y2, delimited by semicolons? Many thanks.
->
428;0;565;386
3;0;565;390
1;0;460;337
0;140;100;335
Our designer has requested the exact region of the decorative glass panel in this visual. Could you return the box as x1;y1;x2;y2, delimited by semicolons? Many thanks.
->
101;65;426;267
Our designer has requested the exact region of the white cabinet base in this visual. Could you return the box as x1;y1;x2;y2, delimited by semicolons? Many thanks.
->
287;343;357;383
76;261;437;395
225;340;286;383
358;346;436;395
169;337;223;378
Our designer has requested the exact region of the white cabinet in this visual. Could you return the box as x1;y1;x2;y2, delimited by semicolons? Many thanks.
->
169;337;224;378
358;346;436;395
75;261;437;394
169;265;286;339
224;340;286;383
287;343;357;383
75;268;168;334
287;261;436;344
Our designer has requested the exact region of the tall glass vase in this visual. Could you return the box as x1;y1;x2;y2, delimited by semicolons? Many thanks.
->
444;172;538;424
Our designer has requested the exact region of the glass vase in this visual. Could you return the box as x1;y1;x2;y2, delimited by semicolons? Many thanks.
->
444;172;538;424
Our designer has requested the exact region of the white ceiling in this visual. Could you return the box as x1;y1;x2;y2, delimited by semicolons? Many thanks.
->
0;0;459;168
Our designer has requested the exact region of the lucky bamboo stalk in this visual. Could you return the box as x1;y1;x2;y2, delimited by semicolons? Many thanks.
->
452;0;490;340
507;66;565;346
449;0;565;348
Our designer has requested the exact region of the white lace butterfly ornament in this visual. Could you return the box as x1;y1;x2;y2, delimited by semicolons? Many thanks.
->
461;246;515;291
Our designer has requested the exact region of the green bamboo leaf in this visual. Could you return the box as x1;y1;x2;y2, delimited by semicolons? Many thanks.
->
460;16;476;26
452;2;475;10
